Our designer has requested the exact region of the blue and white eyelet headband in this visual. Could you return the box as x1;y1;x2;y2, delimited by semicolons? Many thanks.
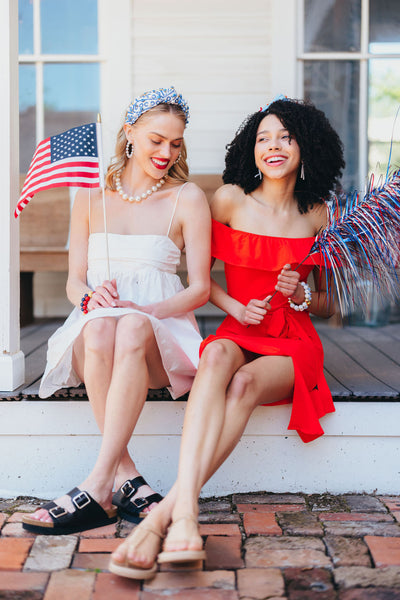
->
125;86;190;126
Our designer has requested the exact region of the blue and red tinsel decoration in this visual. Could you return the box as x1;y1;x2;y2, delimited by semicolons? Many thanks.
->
308;168;400;315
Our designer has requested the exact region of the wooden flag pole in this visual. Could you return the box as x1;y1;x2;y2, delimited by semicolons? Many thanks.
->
96;114;110;280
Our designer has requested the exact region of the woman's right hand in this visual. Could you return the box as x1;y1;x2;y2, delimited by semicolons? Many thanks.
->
88;279;119;310
238;296;271;326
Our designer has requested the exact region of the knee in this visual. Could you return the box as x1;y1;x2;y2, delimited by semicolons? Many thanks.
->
83;318;116;357
115;314;153;355
200;341;235;371
226;369;257;410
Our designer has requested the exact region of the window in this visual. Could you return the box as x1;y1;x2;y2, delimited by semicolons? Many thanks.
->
18;0;100;173
298;0;400;191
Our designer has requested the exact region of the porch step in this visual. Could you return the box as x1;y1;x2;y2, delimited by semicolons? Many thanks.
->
1;399;399;498
0;319;399;498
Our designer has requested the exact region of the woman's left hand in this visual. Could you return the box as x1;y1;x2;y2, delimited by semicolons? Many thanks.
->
114;300;159;318
114;299;141;310
275;264;301;299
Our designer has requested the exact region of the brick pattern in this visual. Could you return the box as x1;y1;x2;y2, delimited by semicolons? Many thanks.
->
365;535;400;567
0;493;400;598
204;535;243;570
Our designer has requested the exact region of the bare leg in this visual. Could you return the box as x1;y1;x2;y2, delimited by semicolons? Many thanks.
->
32;313;169;523
166;353;295;552
112;352;295;567
74;317;116;431
83;313;169;499
73;318;159;510
172;340;247;515
32;317;116;522
201;355;295;483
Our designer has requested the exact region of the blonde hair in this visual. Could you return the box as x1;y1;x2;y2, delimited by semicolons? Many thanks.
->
105;103;189;189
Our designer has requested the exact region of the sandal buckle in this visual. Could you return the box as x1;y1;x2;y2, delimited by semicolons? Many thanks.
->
49;505;68;519
72;491;91;510
132;497;148;509
121;480;136;498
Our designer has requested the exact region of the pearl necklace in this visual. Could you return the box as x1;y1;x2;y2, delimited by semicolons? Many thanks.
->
115;169;166;203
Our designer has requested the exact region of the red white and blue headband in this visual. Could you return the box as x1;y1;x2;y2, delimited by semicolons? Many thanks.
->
125;86;190;126
260;93;289;112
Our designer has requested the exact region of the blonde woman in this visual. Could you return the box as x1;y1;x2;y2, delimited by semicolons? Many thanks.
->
22;87;210;535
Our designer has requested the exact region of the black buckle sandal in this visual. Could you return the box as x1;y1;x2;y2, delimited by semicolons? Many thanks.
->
112;476;163;522
121;480;137;499
22;487;118;535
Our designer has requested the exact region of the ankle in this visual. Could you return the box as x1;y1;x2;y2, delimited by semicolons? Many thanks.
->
115;457;138;479
172;502;199;524
82;473;113;498
114;469;140;490
145;507;169;536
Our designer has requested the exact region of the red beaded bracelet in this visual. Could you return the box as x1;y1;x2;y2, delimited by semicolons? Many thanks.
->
80;291;93;314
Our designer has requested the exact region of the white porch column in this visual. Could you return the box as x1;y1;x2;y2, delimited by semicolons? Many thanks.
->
0;0;25;391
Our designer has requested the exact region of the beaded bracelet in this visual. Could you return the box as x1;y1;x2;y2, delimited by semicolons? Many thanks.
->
80;291;93;314
288;281;312;312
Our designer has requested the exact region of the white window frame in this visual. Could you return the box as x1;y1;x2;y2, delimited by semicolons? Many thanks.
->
18;0;132;163
297;0;400;189
18;0;103;144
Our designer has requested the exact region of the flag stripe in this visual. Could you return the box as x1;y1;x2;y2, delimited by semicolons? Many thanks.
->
22;162;100;189
22;151;99;188
22;179;100;197
23;147;51;179
22;174;100;197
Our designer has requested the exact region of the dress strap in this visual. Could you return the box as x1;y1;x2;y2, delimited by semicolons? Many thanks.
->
167;182;189;237
88;188;91;235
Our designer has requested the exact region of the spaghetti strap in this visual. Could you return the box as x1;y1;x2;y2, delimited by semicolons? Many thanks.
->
167;182;189;237
88;188;91;235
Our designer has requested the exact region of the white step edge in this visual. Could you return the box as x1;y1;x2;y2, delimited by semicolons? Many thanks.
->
0;401;399;498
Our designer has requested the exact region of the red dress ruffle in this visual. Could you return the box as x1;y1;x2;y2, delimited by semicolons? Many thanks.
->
200;219;335;443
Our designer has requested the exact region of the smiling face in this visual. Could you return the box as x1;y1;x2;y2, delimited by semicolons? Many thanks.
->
254;113;301;182
124;110;185;179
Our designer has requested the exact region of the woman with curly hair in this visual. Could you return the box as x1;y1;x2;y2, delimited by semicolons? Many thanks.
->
109;96;345;579
22;87;211;536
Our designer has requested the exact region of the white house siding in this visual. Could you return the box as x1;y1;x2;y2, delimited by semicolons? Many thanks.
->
131;0;275;174
33;0;298;317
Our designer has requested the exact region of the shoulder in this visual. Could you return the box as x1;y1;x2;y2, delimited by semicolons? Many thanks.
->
308;201;329;234
71;187;103;230
210;184;244;223
175;181;209;212
174;182;210;223
177;181;207;204
73;187;101;212
71;188;89;218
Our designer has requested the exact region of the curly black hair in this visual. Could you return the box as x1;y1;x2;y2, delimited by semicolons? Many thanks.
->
222;99;345;214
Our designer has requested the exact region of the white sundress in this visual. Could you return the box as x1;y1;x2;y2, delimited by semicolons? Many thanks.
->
39;184;203;399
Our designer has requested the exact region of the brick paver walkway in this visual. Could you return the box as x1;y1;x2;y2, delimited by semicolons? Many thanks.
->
1;492;400;599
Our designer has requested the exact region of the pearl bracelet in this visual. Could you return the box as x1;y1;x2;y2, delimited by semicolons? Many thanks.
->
288;281;312;312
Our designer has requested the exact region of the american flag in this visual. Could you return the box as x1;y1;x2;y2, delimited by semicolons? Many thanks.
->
15;122;101;218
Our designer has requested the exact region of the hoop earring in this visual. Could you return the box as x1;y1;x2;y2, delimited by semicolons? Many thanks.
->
174;151;182;165
300;161;305;180
125;141;134;159
254;168;262;180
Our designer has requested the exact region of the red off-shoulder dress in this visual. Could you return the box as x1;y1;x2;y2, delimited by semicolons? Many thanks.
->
199;219;335;443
